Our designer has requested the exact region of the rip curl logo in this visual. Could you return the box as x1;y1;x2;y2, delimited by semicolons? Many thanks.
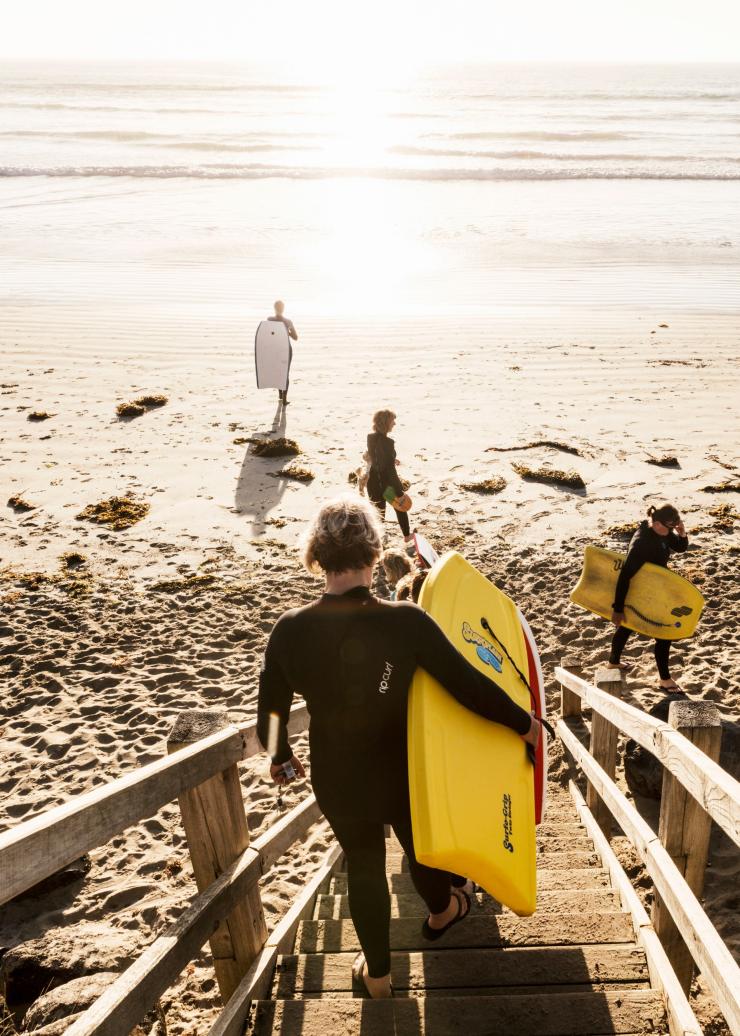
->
462;621;503;673
613;558;624;572
671;605;693;618
502;793;514;853
378;661;393;694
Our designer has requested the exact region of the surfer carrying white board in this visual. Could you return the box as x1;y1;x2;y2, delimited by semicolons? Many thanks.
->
257;495;543;999
608;503;689;693
366;409;415;555
268;300;298;404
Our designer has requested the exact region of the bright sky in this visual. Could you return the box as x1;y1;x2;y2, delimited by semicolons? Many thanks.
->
3;0;740;66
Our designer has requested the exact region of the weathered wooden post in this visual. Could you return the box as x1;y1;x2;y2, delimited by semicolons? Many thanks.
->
559;657;584;719
586;667;623;837
168;710;267;1004
652;700;722;994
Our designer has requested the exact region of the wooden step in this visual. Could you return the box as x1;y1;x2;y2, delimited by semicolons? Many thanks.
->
247;989;667;1035
296;912;635;954
329;868;611;896
314;888;620;920
274;943;650;998
382;849;601;871
384;831;594;854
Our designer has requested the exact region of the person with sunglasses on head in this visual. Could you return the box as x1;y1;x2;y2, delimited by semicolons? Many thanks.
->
608;503;689;693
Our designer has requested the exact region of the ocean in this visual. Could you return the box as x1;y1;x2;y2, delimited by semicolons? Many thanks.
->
1;61;739;327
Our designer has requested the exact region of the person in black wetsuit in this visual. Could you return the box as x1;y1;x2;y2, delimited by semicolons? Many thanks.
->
268;300;298;405
366;409;415;556
608;503;689;693
257;495;540;999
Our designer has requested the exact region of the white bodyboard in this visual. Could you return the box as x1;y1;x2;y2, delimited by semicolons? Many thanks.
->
255;320;291;390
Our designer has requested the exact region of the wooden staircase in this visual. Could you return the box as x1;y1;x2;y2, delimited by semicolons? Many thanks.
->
246;788;668;1035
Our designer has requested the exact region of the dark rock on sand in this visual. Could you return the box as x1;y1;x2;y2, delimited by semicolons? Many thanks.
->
12;856;91;903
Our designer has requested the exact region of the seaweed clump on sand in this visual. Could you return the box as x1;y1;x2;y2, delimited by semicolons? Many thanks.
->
701;480;740;494
707;503;739;531
646;455;680;468
487;440;582;456
269;463;315;482
511;463;586;490
28;410;51;422
116;394;168;419
8;495;35;512
252;437;301;458
76;496;150;530
459;477;506;494
60;551;87;568
150;573;216;594
604;522;637;540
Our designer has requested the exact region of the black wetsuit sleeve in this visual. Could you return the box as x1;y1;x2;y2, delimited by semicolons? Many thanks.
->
668;532;688;554
613;543;647;612
257;620;294;765
412;608;531;734
368;434;403;496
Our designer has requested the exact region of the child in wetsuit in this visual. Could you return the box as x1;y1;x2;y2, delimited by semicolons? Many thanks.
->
366;409;415;555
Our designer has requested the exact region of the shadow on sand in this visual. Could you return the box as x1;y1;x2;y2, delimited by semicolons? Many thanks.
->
234;401;289;536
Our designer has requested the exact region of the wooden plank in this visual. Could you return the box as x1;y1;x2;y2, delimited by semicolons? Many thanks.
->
384;849;600;871
276;943;649;996
248;990;666;1035
0;725;245;907
569;780;702;1036
168;712;267;1003
209;840;344;1036
296;912;635;953
559;656;584;719
0;700;312;908
314;888;620;919
653;701;723;994
558;718;740;1033
587;668;623;836
555;666;740;847
329;868;611;895
65;846;262;1036
66;794;326;1036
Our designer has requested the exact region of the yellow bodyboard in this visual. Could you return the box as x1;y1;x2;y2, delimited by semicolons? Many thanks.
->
570;544;705;641
408;552;536;916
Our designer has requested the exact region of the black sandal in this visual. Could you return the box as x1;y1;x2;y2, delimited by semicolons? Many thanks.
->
351;952;394;998
422;888;471;942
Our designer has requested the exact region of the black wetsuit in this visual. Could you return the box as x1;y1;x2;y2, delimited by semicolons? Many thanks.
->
609;520;689;679
257;587;530;975
268;315;297;402
366;431;410;537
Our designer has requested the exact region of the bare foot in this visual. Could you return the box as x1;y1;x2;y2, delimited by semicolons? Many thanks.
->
426;887;470;932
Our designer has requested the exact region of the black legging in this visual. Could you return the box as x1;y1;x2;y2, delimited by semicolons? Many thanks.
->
328;806;456;977
609;625;671;680
371;497;410;537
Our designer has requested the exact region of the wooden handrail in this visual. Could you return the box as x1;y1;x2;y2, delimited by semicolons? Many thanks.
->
558;718;740;1032
568;780;701;1036
65;796;327;1036
555;666;739;847
0;702;310;906
209;840;344;1036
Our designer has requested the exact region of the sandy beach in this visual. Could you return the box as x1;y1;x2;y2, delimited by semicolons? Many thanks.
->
2;303;739;1033
1;57;740;1036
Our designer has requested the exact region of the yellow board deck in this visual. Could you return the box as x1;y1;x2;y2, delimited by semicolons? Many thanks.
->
570;544;705;641
408;552;537;917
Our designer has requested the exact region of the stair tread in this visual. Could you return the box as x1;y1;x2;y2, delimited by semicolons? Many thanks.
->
329;869;611;895
274;943;650;997
248;989;667;1035
314;888;620;919
296;912;635;953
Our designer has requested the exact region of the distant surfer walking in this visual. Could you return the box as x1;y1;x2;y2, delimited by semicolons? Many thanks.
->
608;503;689;693
257;495;541;998
268;300;298;405
366;409;415;555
